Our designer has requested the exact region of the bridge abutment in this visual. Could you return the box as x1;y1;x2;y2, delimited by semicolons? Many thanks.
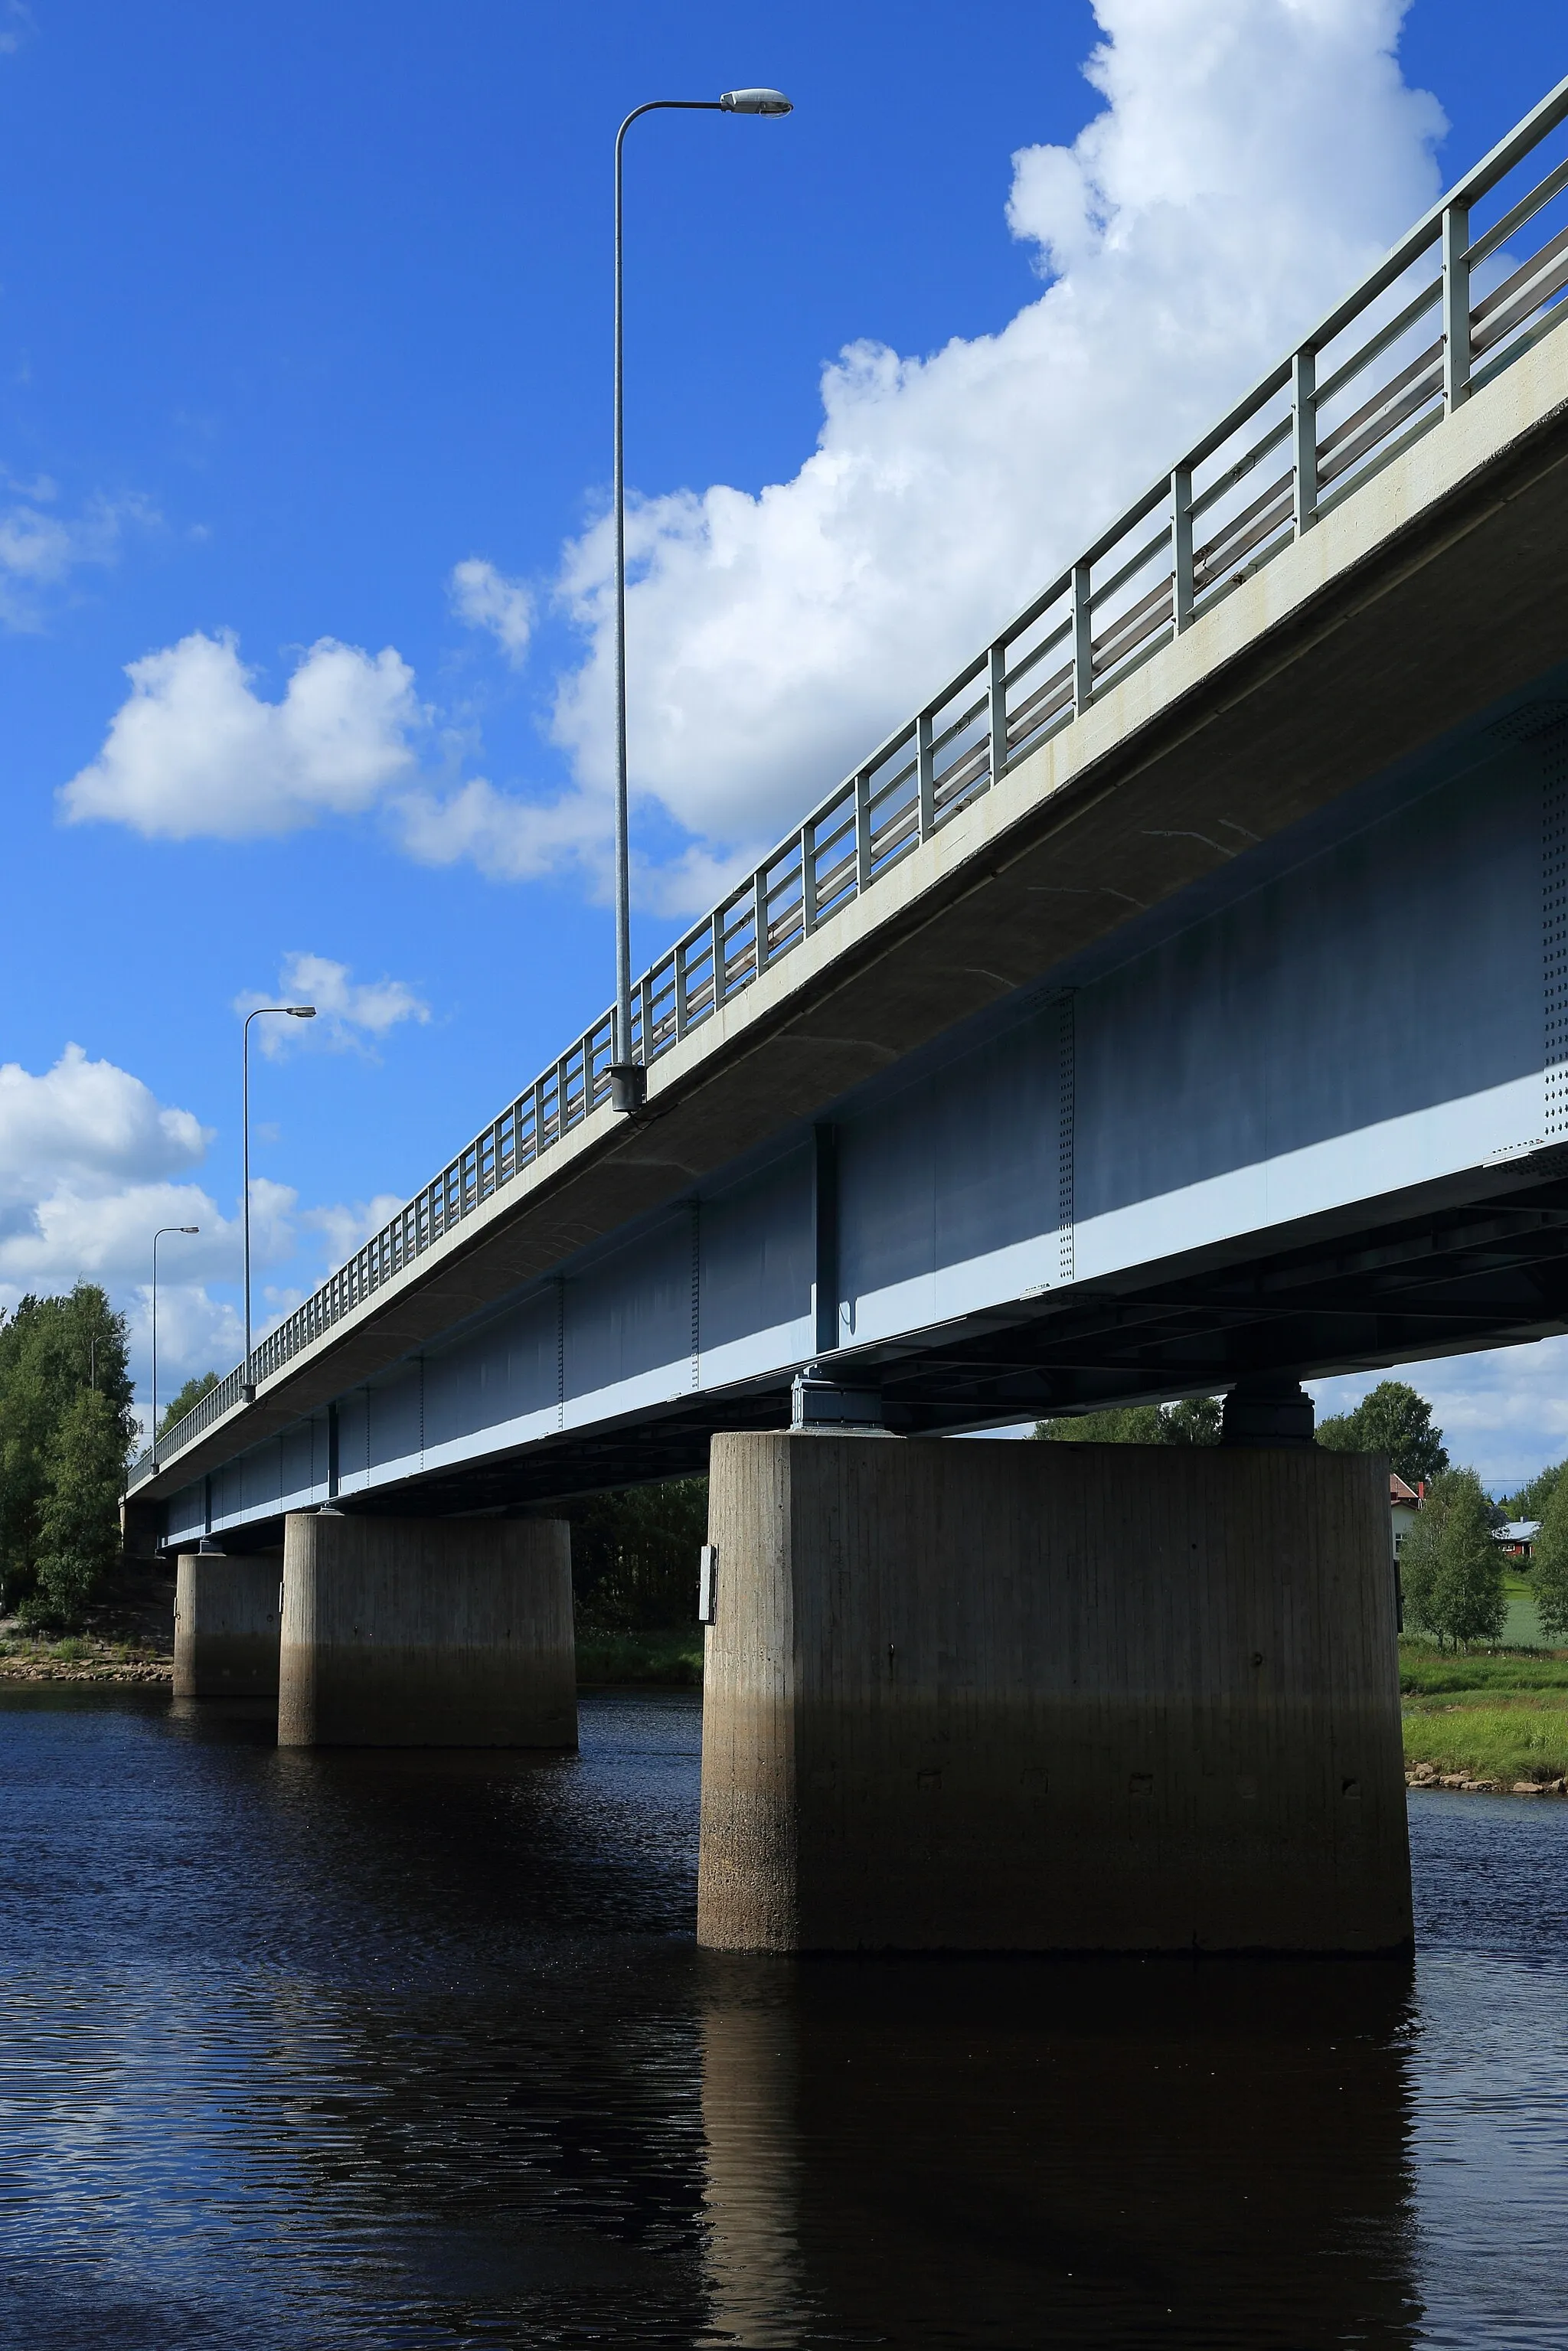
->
697;1433;1410;1954
173;1552;281;1699
276;1513;577;1749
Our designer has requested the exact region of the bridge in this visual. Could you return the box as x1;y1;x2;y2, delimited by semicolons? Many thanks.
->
133;79;1568;1958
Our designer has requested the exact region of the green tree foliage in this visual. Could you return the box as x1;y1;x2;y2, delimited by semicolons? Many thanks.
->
1530;1471;1568;1645
1505;1458;1566;1525
1035;1397;1222;1445
1316;1380;1449;1487
0;1285;134;1628
564;1477;709;1631
158;1371;219;1438
1401;1468;1508;1651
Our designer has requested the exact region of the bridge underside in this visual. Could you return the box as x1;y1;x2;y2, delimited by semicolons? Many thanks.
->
169;1152;1568;1548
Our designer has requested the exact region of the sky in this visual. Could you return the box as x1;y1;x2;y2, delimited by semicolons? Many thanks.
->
2;0;1566;1485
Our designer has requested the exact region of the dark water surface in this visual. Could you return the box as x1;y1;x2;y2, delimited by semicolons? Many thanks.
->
1;1689;1565;2349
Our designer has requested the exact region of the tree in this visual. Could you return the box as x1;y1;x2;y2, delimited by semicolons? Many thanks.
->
1317;1380;1449;1487
1530;1471;1568;1646
1505;1458;1566;1525
1400;1468;1508;1650
158;1371;219;1438
33;1389;126;1626
1035;1398;1222;1445
0;1285;134;1626
564;1477;710;1631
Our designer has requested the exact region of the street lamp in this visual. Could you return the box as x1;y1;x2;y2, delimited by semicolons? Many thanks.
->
242;1004;316;1401
151;1224;200;1464
608;87;794;1114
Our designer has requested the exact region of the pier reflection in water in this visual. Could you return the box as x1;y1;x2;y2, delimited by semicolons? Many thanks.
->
0;1686;1563;2348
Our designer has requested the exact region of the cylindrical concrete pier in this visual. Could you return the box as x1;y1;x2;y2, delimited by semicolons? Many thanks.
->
277;1511;577;1748
697;1433;1411;1954
173;1553;282;1698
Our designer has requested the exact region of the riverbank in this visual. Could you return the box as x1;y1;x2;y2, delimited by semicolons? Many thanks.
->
0;1622;707;1689
575;1627;704;1686
0;1635;172;1684
1402;1639;1568;1791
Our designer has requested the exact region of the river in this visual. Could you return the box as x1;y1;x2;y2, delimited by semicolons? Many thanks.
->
0;1685;1564;2348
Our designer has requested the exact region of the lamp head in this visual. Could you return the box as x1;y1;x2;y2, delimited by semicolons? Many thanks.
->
180;1226;200;1234
720;88;792;116
287;1005;316;1018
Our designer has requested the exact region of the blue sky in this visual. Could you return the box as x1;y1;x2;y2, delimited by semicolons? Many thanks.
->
2;0;1566;1484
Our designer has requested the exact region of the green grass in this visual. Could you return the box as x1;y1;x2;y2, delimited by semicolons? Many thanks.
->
1402;1697;1568;1784
1400;1644;1568;1694
576;1627;704;1687
1396;1632;1568;1785
1501;1572;1544;1648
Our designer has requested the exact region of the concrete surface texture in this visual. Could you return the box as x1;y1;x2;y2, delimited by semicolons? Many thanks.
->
276;1513;577;1748
697;1433;1411;1953
172;1553;281;1699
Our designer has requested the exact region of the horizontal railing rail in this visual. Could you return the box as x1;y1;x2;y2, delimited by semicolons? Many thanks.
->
131;73;1568;1487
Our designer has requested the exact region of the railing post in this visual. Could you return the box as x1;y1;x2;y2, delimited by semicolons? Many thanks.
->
638;972;653;1059
1171;468;1194;633
1442;201;1471;412
987;641;1008;780
855;769;872;895
916;709;935;838
1071;561;1093;715
753;867;769;978
801;821;818;936
711;906;727;1010
675;936;690;1037
1292;348;1318;535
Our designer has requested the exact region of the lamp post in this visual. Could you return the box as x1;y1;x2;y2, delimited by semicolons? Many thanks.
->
151;1224;200;1464
242;1004;316;1400
608;86;794;1114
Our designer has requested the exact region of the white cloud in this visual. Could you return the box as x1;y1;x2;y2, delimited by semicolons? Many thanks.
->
449;557;534;664
0;1044;207;1207
302;1193;407;1265
62;4;1447;909
0;5;34;60
0;1042;402;1438
0;485;158;629
1311;1343;1568;1496
59;629;421;840
537;0;1445;883
236;952;431;1056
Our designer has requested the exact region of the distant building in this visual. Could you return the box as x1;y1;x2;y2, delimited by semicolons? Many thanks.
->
1390;1472;1423;1557
1494;1520;1541;1560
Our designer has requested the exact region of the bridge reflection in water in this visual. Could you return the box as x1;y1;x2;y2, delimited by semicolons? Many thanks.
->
698;1957;1418;2348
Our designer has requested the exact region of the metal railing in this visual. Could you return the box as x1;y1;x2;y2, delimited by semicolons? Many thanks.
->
132;74;1568;1487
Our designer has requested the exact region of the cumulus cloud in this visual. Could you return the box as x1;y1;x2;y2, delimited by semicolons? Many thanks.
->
58;629;421;840
0;1042;420;1441
60;0;1446;913
449;557;534;664
236;952;431;1056
0;1044;207;1206
1311;1342;1568;1495
539;0;1445;878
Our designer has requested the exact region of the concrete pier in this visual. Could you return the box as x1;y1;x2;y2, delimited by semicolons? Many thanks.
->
697;1434;1410;1954
172;1552;281;1698
277;1512;576;1749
